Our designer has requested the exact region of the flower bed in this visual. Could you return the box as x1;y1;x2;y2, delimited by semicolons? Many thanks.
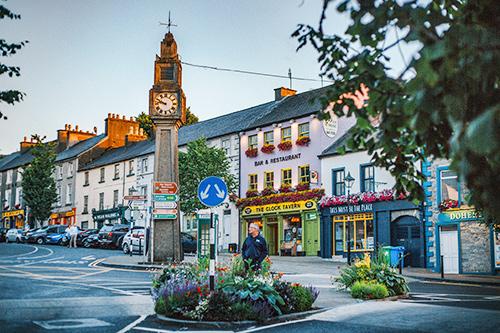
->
319;189;405;208
334;250;409;300
151;256;319;322
236;188;324;208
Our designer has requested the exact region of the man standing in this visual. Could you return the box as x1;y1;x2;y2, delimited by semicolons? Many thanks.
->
242;223;268;270
69;224;79;248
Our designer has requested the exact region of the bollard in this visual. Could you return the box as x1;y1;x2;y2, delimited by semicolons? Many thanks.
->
399;252;403;274
139;237;142;255
209;212;215;291
440;255;444;279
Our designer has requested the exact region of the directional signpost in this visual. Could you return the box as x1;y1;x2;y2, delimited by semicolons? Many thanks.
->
153;182;179;220
197;176;228;291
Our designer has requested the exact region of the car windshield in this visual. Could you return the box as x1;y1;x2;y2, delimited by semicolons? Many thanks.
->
100;225;113;232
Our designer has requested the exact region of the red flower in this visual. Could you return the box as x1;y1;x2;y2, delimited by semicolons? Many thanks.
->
261;144;275;154
277;140;292;151
295;136;311;146
245;147;258;158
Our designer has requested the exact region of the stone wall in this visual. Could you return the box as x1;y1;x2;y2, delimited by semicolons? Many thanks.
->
460;222;491;273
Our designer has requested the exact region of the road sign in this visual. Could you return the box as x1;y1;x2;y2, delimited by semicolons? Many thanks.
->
197;176;228;207
123;195;147;201
153;208;178;215
152;194;178;202
153;214;177;219
154;201;177;209
153;182;178;194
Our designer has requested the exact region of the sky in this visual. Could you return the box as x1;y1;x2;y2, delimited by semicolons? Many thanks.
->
1;0;410;154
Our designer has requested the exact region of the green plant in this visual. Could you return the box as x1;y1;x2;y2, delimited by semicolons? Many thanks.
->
229;302;255;321
154;297;167;315
351;281;389;300
290;285;314;312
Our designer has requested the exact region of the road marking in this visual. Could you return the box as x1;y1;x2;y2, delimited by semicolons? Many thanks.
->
0;245;38;258
81;255;96;260
17;246;54;260
15;256;65;266
116;315;147;333
239;318;312;332
33;318;112;329
133;327;234;333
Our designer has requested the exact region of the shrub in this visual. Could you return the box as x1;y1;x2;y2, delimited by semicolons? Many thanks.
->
290;285;314;312
155;297;167;315
229;302;255;321
351;281;389;299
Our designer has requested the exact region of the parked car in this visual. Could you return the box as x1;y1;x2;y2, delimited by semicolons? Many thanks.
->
24;225;67;244
61;228;99;247
45;231;67;245
98;224;130;249
5;229;23;243
182;232;197;253
0;227;8;242
82;233;100;248
121;227;145;254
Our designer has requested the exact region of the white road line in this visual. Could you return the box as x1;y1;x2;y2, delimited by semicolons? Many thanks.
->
17;246;54;260
15;255;65;266
0;245;38;259
116;314;148;333
239;318;312;333
134;327;233;333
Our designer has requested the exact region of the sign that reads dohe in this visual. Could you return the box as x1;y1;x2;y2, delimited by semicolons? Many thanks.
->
153;182;178;194
441;208;483;222
242;200;316;216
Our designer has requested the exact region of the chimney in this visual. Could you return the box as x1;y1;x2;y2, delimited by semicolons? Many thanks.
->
106;113;147;147
20;136;36;152
57;123;97;151
274;87;297;101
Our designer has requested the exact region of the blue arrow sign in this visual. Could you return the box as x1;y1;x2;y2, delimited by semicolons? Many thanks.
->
197;176;228;207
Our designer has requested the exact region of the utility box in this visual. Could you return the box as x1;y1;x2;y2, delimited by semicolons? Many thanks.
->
196;213;218;258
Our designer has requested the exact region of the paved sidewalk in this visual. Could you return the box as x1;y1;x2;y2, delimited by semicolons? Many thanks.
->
402;267;500;286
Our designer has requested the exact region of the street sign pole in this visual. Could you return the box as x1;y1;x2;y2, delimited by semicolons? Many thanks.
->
209;211;216;291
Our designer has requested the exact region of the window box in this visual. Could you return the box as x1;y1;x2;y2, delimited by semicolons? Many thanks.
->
98;180;105;184
127;173;135;177
296;182;310;191
83;183;89;187
246;189;259;198
112;177;120;181
245;147;258;158
439;199;459;211
278;140;292;151
296;136;311;147
261;187;276;196
279;183;293;193
261;144;275;154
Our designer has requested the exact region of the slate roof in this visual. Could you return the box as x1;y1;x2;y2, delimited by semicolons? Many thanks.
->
0;149;34;171
0;151;23;171
56;134;106;162
248;86;331;129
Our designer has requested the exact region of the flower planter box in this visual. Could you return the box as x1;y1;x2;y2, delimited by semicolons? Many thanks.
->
277;141;292;151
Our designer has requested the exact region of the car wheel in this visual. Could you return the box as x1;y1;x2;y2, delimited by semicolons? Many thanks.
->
122;243;129;254
5;238;9;243
16;238;20;243
36;237;45;245
83;241;91;248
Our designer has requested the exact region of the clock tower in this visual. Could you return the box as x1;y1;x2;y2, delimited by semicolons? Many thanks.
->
148;32;185;262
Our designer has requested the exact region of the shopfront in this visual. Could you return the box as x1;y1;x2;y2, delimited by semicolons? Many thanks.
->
240;200;320;256
435;208;498;274
91;206;128;229
50;208;76;225
2;209;25;229
320;200;424;267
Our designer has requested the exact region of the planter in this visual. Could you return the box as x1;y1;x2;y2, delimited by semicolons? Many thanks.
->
261;144;275;154
245;148;258;158
296;136;311;146
277;141;292;151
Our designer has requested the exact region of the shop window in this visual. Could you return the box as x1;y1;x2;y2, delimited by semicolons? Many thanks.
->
114;164;120;180
281;127;291;142
333;213;374;253
281;168;292;185
299;165;310;183
264;131;274;145
360;164;375;192
248;174;258;191
281;215;303;255
264;171;274;189
332;168;345;196
298;122;310;138
99;192;104;210
439;168;460;203
248;135;258;150
99;168;105;183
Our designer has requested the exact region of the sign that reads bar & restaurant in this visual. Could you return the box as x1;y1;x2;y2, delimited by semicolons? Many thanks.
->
329;204;374;215
242;200;316;216
254;153;302;167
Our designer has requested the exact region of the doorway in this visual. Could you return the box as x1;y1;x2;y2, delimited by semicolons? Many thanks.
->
440;225;459;274
265;217;279;255
391;216;423;267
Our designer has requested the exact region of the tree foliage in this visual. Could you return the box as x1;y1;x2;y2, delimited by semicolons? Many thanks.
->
179;138;236;214
1;2;28;120
137;107;199;138
294;0;500;223
185;107;199;125
21;135;57;226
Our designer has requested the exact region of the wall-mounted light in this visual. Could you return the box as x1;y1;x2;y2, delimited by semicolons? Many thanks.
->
289;119;295;124
310;114;317;119
272;123;278;128
256;128;261;132
239;131;246;136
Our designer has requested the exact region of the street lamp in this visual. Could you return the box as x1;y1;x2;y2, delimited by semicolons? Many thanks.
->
344;172;355;265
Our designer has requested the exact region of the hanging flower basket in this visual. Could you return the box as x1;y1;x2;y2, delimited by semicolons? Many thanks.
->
245;147;258;158
261;144;275;154
296;136;311;146
296;182;310;191
277;140;292;151
439;199;459;211
236;188;325;208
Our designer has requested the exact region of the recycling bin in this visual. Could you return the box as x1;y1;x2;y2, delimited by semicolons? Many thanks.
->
382;246;405;268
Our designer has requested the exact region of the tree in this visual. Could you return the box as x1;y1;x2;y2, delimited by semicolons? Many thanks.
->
137;107;199;138
179;138;237;214
294;0;500;223
21;135;57;227
1;3;28;120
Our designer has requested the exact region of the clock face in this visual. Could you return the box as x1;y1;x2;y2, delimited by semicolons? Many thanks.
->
154;93;178;115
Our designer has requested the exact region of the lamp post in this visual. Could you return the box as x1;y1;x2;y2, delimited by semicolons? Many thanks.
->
344;172;355;265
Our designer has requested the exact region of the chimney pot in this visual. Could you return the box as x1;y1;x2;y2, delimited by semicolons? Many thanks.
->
75;125;79;131
68;124;72;130
274;87;297;101
122;115;126;120
23;136;27;142
108;113;111;118
93;126;97;134
131;117;135;122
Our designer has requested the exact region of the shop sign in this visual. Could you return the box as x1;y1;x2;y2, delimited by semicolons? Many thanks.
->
494;226;500;269
322;114;338;138
93;211;120;220
328;203;373;215
242;200;316;216
50;210;75;219
440;208;483;222
254;153;302;167
2;209;24;218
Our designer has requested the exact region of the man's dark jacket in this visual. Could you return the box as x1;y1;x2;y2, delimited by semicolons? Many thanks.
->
242;233;268;266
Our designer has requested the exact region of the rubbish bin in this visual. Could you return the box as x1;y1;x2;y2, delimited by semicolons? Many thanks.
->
228;243;238;253
382;246;405;268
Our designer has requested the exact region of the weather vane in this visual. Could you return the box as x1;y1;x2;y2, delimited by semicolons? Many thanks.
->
159;11;177;33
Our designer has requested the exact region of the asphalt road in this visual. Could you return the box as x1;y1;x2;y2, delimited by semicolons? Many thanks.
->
1;242;499;333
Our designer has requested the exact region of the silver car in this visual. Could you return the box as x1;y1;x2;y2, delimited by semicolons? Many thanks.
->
6;229;23;243
121;228;145;254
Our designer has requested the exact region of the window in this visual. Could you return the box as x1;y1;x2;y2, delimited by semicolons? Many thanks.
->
81;221;89;229
298;122;310;138
99;168;105;183
332;169;345;196
66;184;72;205
160;66;174;81
299;165;310;183
281;168;292;185
84;171;89;186
57;166;63;180
113;190;119;208
360;165;375;192
114;164;120;179
264;171;274;189
16;169;22;182
248;135;258;150
99;192;104;210
128;160;134;175
83;195;89;214
248;174;258;191
56;186;61;206
281;127;291;142
439;169;460;202
333;213;374;253
264;131;274;145
67;162;74;177
222;139;231;155
17;189;23;206
141;158;149;173
140;185;148;196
